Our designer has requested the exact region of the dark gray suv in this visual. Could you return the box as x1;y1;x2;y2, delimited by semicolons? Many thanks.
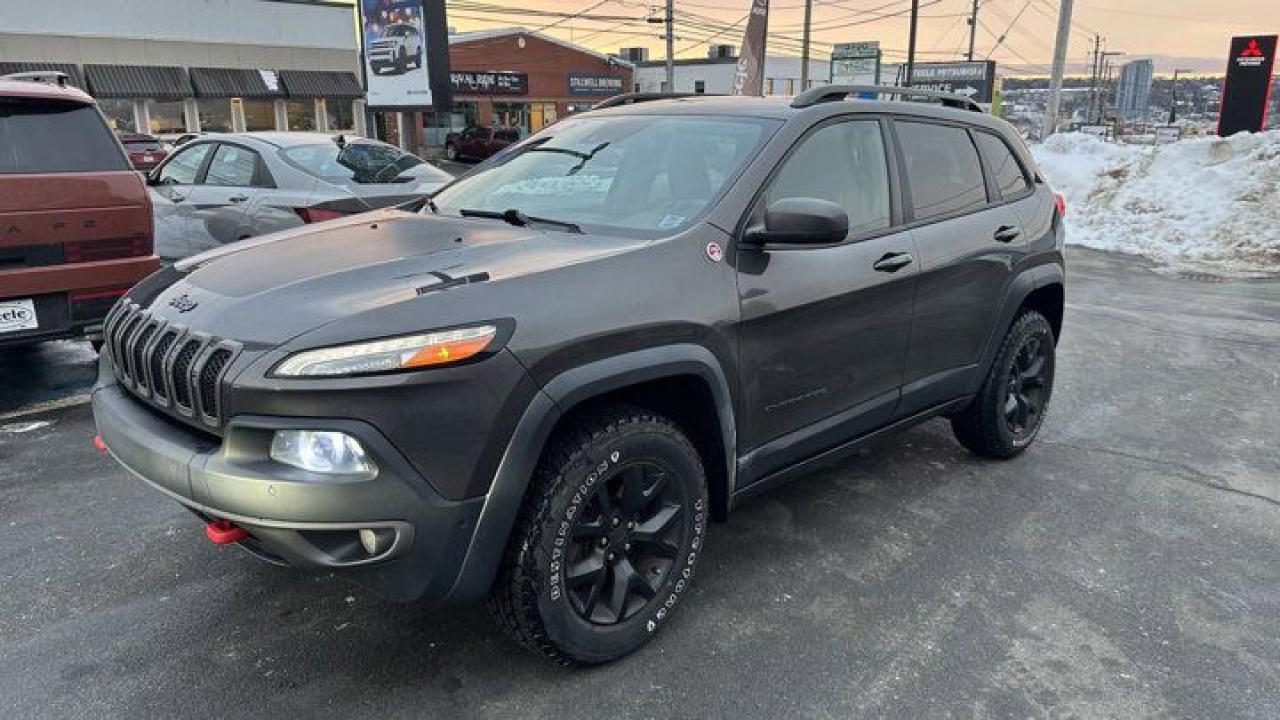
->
92;87;1066;665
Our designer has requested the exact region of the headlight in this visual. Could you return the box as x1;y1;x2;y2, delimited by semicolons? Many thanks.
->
272;325;498;377
269;430;376;475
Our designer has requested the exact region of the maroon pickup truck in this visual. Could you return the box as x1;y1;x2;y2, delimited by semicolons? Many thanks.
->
444;125;520;162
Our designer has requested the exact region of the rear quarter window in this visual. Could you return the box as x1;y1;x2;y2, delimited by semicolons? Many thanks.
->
0;97;130;174
974;131;1032;199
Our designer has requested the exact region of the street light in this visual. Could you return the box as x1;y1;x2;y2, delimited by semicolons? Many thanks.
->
1169;68;1194;124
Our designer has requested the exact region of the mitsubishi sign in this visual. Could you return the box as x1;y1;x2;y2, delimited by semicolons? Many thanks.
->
1218;35;1278;136
907;61;998;104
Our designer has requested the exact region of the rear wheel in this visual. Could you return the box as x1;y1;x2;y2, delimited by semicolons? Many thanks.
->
445;143;459;161
488;406;708;665
951;310;1056;458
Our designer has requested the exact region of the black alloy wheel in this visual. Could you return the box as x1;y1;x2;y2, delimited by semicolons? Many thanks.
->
564;461;684;625
1003;333;1050;439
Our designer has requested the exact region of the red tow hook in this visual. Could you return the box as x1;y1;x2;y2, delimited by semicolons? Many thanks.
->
92;435;108;453
205;519;249;545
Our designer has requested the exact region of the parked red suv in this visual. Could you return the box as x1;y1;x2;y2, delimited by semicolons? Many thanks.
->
0;72;158;350
444;125;521;161
117;132;169;171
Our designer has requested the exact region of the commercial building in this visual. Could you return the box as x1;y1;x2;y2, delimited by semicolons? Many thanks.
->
1115;59;1155;119
632;48;830;96
0;0;365;137
420;28;633;145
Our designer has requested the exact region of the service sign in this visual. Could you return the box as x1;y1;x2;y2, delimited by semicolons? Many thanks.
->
567;74;625;96
1218;35;1278;136
450;71;528;95
360;0;452;110
908;61;997;104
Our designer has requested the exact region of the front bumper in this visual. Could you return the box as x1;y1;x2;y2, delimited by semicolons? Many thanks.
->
91;377;484;603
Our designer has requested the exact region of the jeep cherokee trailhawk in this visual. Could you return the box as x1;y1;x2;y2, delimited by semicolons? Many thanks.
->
93;86;1066;665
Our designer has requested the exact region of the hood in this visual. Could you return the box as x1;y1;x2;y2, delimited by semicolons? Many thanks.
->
147;209;642;345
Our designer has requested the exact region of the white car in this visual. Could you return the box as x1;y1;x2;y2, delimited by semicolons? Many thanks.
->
369;23;424;75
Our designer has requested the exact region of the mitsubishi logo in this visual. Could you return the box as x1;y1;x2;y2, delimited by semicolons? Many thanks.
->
1241;39;1264;57
1237;38;1268;67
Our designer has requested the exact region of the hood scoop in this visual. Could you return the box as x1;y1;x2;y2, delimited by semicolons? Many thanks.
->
416;271;491;296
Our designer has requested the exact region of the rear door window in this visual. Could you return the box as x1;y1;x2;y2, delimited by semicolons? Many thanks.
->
0;97;129;173
896;121;988;222
157;143;213;185
974;131;1031;200
203;144;260;187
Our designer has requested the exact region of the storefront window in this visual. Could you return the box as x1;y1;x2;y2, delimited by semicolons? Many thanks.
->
453;101;478;129
146;100;186;135
287;100;317;131
98;99;136;133
242;100;275;131
197;99;233;132
327;100;356;133
492;101;529;135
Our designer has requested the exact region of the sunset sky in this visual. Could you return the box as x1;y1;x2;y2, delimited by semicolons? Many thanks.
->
443;0;1277;75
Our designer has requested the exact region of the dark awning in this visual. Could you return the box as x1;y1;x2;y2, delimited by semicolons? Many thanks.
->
189;67;283;99
84;64;191;100
0;62;84;89
278;70;364;99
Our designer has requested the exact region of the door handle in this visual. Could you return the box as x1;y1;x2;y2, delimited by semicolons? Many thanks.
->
170;194;186;203
229;195;249;203
873;252;914;273
994;225;1022;243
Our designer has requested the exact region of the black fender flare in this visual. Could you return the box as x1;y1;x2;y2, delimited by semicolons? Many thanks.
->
443;343;737;604
968;262;1065;395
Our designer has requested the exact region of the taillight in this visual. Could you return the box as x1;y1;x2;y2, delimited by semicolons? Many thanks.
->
64;236;148;263
293;207;347;224
1053;193;1067;217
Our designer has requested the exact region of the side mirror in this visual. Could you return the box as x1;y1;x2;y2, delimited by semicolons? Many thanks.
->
746;198;849;246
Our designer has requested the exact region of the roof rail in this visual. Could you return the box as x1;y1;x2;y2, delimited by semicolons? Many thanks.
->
791;84;983;113
591;92;712;110
1;70;71;88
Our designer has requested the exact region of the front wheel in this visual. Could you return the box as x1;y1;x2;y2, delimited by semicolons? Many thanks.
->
488;406;708;665
951;309;1056;458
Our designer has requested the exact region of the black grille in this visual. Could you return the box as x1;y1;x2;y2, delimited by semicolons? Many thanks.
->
170;340;200;410
148;331;178;402
198;349;232;420
103;300;240;429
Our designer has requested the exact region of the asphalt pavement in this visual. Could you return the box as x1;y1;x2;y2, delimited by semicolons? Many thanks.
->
2;248;1279;719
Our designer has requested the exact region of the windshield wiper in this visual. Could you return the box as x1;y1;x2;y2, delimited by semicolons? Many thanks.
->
526;142;610;176
458;208;582;234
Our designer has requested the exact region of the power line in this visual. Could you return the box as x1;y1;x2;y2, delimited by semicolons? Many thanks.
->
984;0;1033;59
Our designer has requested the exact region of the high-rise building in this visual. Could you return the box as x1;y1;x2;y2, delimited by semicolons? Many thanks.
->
1115;59;1155;119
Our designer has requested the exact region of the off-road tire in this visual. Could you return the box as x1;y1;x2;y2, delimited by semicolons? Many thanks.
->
951;309;1056;458
488;405;708;666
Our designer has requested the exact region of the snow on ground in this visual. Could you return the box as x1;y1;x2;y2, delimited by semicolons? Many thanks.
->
1031;131;1280;275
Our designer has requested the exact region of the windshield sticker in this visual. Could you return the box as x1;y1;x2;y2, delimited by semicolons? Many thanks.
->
659;215;685;229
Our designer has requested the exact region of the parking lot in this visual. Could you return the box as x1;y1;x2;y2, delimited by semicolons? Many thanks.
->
2;247;1279;718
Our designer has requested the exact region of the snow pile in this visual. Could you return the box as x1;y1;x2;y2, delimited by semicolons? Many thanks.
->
1031;132;1280;274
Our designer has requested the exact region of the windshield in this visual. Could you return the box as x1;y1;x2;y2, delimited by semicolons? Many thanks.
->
431;115;776;234
279;140;448;185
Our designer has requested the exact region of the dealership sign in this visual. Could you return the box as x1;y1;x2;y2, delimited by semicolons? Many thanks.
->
1218;35;1278;136
359;0;452;110
567;74;624;96
831;41;881;87
907;61;997;104
450;71;528;95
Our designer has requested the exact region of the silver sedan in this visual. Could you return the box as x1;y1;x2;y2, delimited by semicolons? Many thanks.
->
146;132;453;261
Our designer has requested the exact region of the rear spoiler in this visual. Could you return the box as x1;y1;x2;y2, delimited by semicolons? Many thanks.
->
2;71;70;88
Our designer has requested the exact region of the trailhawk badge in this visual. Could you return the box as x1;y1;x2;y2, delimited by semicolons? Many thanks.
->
705;241;724;263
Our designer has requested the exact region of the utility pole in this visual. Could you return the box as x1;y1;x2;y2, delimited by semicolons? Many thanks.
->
665;0;675;92
800;0;813;90
905;0;920;85
1168;68;1192;124
1042;0;1074;138
1088;35;1102;124
966;0;980;62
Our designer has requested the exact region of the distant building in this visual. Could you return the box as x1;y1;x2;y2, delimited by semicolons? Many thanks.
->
633;47;829;96
1115;59;1154;119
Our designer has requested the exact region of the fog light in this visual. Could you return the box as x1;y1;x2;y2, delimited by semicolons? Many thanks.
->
358;528;394;556
269;430;376;475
